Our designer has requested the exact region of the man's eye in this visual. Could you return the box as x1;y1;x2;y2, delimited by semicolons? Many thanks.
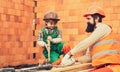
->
87;18;90;20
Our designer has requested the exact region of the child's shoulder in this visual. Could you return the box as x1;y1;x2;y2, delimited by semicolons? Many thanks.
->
38;27;46;33
41;27;47;31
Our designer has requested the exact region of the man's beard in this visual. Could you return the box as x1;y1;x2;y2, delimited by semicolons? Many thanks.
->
86;22;96;33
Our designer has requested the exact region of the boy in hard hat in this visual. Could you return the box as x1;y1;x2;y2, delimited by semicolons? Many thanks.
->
37;11;71;65
61;6;120;72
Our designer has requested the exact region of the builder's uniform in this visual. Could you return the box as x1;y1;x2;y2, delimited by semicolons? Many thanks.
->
37;27;70;65
90;25;120;72
68;23;120;72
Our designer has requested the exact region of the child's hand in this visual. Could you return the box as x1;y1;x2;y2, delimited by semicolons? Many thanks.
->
47;36;52;41
45;44;50;48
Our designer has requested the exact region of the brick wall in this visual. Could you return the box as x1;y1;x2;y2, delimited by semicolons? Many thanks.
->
0;0;120;68
0;0;39;68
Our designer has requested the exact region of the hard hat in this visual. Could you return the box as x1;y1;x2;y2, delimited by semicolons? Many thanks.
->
83;6;105;18
43;11;60;21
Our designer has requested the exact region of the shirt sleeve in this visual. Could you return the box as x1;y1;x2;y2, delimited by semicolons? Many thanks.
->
52;29;62;43
37;30;46;47
70;24;112;55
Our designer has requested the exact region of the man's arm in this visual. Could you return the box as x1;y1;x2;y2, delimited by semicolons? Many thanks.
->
76;48;92;63
70;24;111;55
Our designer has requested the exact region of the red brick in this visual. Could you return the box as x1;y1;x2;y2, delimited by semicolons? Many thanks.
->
8;28;15;35
110;14;118;20
0;42;1;48
3;8;8;14
78;28;86;35
14;42;19;48
21;59;38;65
0;21;3;28
62;35;70;42
2;35;8;41
9;48;26;55
23;42;31;48
15;4;24;10
118;28;120;34
18;42;23;48
113;6;120;14
3;22;10;28
37;12;44;18
111;0;120;6
0;48;9;55
24;0;34;7
0;56;8;66
55;4;64;11
23;6;33;12
104;7;114;14
27;47;39;53
62;28;78;35
0;28;5;35
12;0;24;4
1;14;6;21
112;20;120;28
10;42;16;48
9;61;22;66
104;13;111;21
14;10;21;16
0;7;4;13
5;14;10;21
0;1;7;8
7;1;15;9
102;0;111;7
117;14;120;20
62;22;79;28
5;42;11;48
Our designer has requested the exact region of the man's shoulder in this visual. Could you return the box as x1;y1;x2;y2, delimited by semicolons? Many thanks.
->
97;23;111;29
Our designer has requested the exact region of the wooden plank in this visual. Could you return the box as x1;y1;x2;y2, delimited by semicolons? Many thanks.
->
78;68;93;72
50;63;92;72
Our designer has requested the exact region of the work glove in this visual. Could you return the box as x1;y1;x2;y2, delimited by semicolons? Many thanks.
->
61;52;75;66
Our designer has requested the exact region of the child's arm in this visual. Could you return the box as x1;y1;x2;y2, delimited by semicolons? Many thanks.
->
37;30;46;47
52;29;62;43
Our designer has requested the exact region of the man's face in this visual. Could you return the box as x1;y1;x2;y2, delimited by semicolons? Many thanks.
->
85;15;96;32
45;20;57;29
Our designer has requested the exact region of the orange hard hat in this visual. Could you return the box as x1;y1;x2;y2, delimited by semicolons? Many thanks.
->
83;6;105;18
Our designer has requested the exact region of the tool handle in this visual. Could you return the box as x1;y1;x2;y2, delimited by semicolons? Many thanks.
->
47;40;50;61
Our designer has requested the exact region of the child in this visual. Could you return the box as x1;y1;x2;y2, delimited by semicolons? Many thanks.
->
37;11;71;65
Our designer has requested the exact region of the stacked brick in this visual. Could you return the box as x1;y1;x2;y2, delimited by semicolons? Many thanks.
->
0;0;39;68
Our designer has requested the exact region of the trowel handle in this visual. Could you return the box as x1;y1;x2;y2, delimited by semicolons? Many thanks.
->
47;40;50;61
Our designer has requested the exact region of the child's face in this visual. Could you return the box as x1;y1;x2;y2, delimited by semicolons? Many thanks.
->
45;20;57;29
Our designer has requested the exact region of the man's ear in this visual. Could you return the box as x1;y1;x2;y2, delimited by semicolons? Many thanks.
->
95;17;99;22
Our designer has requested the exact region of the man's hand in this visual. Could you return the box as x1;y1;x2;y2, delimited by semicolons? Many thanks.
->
61;52;75;66
47;36;52;41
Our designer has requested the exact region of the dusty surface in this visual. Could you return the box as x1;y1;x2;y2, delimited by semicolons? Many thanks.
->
14;63;93;72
